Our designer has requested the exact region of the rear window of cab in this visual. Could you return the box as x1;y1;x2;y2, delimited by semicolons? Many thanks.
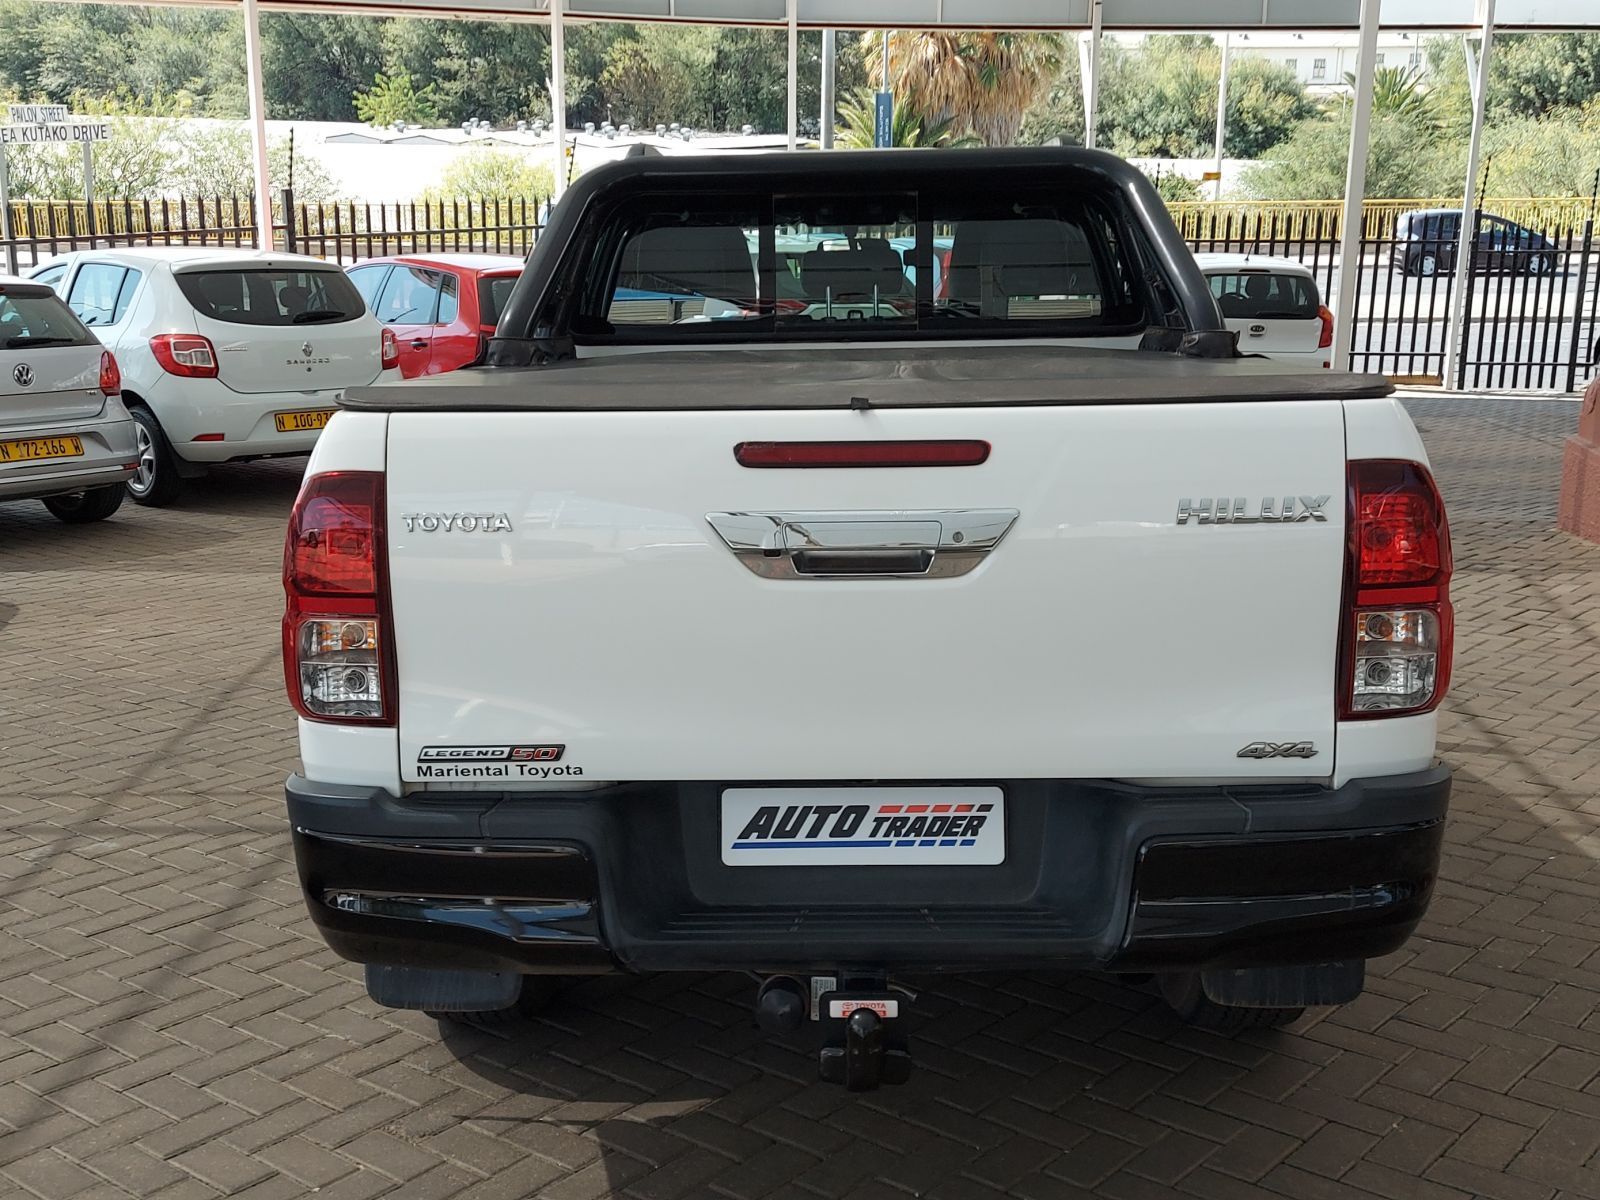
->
574;186;1147;344
175;269;364;327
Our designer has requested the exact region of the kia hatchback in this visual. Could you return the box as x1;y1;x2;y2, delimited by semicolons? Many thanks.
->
1194;253;1332;369
0;276;137;523
33;249;400;504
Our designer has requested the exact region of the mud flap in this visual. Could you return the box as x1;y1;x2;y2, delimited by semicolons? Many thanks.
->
364;965;522;1012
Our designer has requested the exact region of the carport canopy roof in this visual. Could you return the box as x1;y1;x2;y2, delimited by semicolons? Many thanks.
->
73;0;1600;29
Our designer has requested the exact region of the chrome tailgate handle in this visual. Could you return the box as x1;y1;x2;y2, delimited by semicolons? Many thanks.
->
706;509;1018;579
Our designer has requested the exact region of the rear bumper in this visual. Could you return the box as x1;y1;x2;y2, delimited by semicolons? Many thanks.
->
287;767;1449;976
0;411;138;501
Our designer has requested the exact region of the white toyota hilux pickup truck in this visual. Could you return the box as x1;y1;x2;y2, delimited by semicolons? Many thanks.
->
282;148;1452;1089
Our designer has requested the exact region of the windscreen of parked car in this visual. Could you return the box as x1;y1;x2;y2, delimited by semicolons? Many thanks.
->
1206;272;1319;320
577;185;1145;343
175;268;365;326
0;286;97;348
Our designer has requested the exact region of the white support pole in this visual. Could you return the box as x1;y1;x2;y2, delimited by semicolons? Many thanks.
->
820;29;836;149
550;0;567;199
1081;0;1102;149
1329;0;1381;373
82;140;96;243
0;150;16;275
786;0;798;151
1211;32;1231;201
242;0;274;251
1443;0;1495;389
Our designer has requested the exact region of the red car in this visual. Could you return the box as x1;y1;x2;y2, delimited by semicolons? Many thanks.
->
345;254;523;380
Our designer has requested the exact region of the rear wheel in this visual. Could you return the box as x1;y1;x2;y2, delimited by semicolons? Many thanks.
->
127;407;184;506
426;976;563;1028
42;484;125;523
1158;972;1304;1033
1528;253;1553;276
1416;251;1439;278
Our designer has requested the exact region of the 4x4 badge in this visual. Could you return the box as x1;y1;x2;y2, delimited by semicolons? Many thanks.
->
1237;741;1319;759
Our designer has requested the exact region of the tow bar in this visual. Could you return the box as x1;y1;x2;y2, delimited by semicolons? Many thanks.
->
755;973;912;1090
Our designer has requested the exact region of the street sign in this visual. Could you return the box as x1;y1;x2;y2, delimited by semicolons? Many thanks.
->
1;104;112;145
873;91;893;148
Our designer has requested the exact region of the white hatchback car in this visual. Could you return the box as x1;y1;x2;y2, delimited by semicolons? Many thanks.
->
1192;253;1333;369
0;276;138;523
32;248;399;504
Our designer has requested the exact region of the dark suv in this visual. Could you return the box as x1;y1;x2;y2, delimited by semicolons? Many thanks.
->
1394;208;1558;277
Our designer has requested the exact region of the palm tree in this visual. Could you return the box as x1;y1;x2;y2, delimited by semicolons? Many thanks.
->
1340;65;1438;130
835;88;968;148
861;31;1068;147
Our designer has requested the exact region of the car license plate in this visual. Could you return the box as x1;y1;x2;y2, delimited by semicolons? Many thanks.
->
721;787;1004;867
0;435;84;463
274;409;336;433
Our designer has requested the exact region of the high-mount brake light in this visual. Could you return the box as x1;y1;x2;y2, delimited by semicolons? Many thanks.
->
149;333;219;378
1340;460;1453;719
735;440;991;469
282;471;395;725
98;350;121;396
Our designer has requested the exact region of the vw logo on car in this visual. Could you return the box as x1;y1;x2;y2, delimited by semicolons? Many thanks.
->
12;363;33;388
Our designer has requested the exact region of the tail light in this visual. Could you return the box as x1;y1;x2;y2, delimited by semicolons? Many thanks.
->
282;471;395;725
1317;305;1334;349
150;334;219;378
1339;460;1452;719
380;327;400;371
98;350;121;396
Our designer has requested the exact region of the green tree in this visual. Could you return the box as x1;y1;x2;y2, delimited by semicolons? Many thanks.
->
421;148;553;199
353;72;439;126
1096;35;1314;158
166;127;338;201
834;88;968;148
264;14;384;123
1018;59;1085;145
379;18;551;126
1241;110;1459;200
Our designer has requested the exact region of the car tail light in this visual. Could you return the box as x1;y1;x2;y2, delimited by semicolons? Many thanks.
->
1339;460;1452;719
98;350;121;396
150;334;219;378
381;327;400;371
282;471;395;725
735;440;991;468
1317;305;1334;349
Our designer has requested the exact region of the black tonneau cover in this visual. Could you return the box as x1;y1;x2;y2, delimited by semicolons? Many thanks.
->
342;346;1391;412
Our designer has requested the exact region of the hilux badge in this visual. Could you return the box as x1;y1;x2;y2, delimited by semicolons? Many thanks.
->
1176;495;1329;524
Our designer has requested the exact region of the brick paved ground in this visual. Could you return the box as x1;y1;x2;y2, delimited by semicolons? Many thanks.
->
1;393;1598;1200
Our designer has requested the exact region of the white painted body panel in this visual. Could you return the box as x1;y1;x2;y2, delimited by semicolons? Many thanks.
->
381;400;1360;784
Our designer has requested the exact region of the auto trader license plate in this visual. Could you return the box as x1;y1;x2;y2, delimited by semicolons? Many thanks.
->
0;435;83;463
274;409;336;433
721;787;1005;867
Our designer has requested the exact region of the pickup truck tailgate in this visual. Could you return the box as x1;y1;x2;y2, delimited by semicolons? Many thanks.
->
384;397;1347;783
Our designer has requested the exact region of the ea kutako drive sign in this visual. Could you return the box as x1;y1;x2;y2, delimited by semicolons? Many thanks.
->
1;104;112;145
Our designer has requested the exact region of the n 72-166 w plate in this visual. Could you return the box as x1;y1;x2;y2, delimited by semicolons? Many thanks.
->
720;787;1004;867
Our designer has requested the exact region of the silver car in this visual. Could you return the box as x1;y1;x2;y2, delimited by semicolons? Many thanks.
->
0;275;138;522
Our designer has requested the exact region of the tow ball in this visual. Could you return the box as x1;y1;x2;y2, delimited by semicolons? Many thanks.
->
755;973;912;1090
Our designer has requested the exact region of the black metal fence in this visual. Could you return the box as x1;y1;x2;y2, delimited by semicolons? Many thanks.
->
6;187;1600;392
0;189;545;273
